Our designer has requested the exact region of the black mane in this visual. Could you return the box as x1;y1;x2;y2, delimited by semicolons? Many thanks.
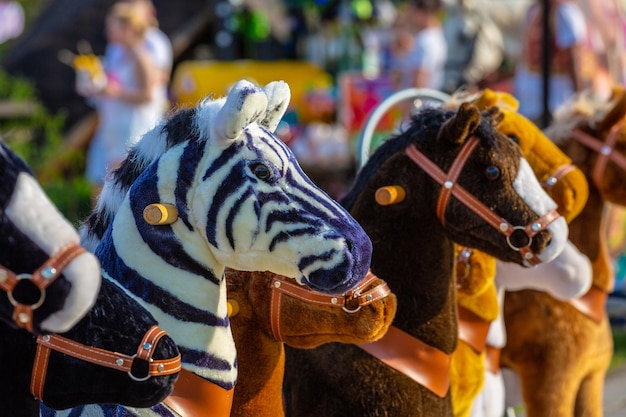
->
342;106;498;210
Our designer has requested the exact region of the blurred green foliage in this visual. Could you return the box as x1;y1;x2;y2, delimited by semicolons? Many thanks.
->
0;69;92;226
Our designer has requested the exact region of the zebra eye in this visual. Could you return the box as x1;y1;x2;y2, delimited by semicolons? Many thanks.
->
251;163;271;180
485;166;501;180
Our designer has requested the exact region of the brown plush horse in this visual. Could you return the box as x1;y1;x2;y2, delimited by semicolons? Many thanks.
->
443;89;590;417
225;268;396;417
283;103;570;416
501;89;626;417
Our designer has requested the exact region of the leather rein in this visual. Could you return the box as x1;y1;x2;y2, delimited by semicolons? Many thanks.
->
0;243;181;400
405;136;561;266
570;120;626;189
269;270;391;342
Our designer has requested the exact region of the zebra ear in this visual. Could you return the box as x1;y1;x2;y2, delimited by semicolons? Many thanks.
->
260;81;291;132
211;79;268;144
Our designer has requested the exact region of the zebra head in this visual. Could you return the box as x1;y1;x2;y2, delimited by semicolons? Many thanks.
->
101;80;372;295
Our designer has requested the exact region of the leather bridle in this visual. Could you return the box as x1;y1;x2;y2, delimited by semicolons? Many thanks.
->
541;163;576;191
570;120;626;189
31;325;182;399
405;136;561;266
0;242;182;400
269;271;391;342
0;242;86;332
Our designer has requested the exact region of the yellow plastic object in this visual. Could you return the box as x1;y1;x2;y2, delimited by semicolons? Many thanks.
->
143;203;179;225
171;60;333;123
375;185;406;206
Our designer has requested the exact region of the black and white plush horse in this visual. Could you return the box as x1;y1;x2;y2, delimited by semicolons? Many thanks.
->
0;141;100;334
43;79;372;416
0;141;181;417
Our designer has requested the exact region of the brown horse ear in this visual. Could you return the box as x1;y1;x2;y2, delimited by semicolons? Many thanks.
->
485;106;504;127
438;102;481;144
598;89;626;131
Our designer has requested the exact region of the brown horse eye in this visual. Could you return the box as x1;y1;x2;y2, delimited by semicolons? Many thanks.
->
252;163;271;180
485;166;501;180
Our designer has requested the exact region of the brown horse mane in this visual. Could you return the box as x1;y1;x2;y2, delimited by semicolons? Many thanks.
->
341;106;498;211
545;91;615;144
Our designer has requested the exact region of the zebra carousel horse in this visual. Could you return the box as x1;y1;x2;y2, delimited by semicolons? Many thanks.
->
283;102;569;417
0;141;181;417
43;79;373;416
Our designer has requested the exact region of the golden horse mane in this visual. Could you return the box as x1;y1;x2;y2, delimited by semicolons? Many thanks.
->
546;91;615;144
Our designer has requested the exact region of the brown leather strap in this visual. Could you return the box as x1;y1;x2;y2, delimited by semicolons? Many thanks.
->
457;306;490;354
542;163;576;190
571;122;626;189
270;271;391;341
568;285;608;323
31;341;52;400
485;345;501;375
405;143;561;266
30;325;181;398
0;242;86;331
435;136;481;225
517;208;562;266
358;326;451;398
163;369;234;417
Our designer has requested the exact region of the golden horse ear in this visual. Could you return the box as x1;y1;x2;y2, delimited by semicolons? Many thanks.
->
599;89;626;131
438;102;481;145
473;89;519;112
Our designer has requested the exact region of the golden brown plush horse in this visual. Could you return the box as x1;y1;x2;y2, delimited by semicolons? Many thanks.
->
501;89;626;417
443;89;590;417
226;269;396;417
283;103;569;417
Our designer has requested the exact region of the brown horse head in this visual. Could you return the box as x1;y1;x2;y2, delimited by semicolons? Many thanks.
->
470;89;589;222
547;88;626;206
345;103;568;267
226;269;396;349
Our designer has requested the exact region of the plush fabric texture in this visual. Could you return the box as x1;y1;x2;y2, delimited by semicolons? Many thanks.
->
283;104;568;417
448;88;590;417
501;90;626;417
0;141;101;334
63;79;374;417
474;88;589;222
226;269;396;417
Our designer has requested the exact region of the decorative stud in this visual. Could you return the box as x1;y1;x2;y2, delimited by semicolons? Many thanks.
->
41;267;57;279
546;177;557;186
0;270;6;282
143;203;179;225
42;335;50;342
601;145;612;156
142;342;152;350
331;297;338;304
524;252;534;260
158;364;165;372
366;294;372;302
531;223;542;232
375;185;406;206
116;358;125;367
17;313;30;323
444;181;454;189
273;281;281;288
499;223;509;232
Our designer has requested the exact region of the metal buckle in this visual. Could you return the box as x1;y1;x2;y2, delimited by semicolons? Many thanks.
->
7;273;46;309
127;354;152;382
